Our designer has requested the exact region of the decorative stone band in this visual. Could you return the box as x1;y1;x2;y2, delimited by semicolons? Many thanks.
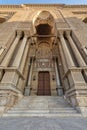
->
0;67;25;80
63;67;87;96
65;85;87;97
0;67;23;112
0;86;23;114
63;67;84;79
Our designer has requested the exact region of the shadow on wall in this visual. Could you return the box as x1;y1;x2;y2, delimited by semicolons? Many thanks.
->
83;17;87;23
0;17;6;23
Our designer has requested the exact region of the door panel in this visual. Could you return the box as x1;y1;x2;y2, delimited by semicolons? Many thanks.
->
37;72;51;95
37;72;44;95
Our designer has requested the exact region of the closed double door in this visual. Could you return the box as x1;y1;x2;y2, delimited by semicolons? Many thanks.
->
37;71;51;95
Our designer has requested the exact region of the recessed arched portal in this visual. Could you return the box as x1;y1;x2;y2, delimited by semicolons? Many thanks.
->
28;11;63;96
34;11;55;36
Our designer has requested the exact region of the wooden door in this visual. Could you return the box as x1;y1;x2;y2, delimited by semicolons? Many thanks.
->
37;71;51;95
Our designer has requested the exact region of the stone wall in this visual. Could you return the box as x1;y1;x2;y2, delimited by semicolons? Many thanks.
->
0;4;87;115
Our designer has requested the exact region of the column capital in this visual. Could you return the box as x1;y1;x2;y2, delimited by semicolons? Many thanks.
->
57;30;64;38
65;30;71;37
17;30;22;37
24;30;30;38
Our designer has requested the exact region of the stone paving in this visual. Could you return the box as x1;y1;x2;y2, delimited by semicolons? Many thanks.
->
0;117;87;130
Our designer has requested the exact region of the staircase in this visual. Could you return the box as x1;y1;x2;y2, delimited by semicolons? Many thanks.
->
3;96;81;117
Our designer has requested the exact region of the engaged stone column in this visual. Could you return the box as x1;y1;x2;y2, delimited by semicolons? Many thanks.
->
0;30;30;113
0;30;22;80
0;47;4;56
17;38;31;91
1;31;29;87
58;40;70;90
1;30;22;66
65;31;87;82
58;30;86;85
58;31;75;68
58;30;77;91
54;59;63;96
65;31;86;66
24;59;33;96
58;30;87;109
12;31;29;68
58;40;68;73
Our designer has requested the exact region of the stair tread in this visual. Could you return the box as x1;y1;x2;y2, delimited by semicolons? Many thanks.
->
3;96;80;117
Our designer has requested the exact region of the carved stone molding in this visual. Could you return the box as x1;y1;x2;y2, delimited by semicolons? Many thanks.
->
0;89;23;114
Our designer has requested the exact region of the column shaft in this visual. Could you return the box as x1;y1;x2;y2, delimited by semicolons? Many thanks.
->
65;31;87;82
12;37;28;67
17;39;31;91
55;60;63;96
0;48;4;56
58;31;75;68
58;38;71;90
65;31;86;66
24;59;33;96
58;30;86;99
1;31;29;90
1;35;21;66
58;41;68;73
0;31;22;81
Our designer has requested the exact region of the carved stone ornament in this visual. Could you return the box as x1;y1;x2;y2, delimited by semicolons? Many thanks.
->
0;97;7;106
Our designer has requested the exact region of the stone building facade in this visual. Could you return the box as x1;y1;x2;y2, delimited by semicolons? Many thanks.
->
0;4;87;115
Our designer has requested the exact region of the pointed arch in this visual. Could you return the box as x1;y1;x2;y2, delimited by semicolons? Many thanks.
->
33;10;55;35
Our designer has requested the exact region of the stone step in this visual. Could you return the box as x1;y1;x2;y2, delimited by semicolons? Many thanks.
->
7;111;77;114
13;105;72;108
7;108;77;112
7;111;78;114
3;113;81;117
3;96;81;117
10;107;74;110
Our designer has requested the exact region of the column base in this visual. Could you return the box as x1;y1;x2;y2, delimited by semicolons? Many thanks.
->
24;86;30;96
56;87;64;96
63;67;87;114
0;83;23;116
65;92;87;115
76;107;87;116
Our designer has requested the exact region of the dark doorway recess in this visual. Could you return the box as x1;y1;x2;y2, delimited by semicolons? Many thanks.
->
36;24;51;35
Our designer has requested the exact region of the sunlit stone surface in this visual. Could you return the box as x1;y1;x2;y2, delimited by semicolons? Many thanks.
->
0;4;87;116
